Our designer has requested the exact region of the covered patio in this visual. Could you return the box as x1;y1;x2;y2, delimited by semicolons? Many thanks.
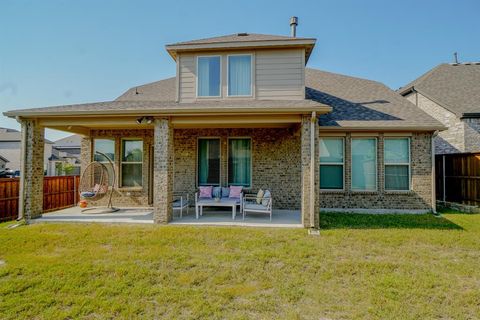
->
35;206;302;228
6;99;329;229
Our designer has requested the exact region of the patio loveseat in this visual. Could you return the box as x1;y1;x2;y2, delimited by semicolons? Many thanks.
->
195;186;244;219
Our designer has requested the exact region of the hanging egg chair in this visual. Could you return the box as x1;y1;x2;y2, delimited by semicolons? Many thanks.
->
79;151;118;213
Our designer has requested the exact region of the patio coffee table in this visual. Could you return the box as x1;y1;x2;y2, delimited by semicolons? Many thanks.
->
195;199;238;220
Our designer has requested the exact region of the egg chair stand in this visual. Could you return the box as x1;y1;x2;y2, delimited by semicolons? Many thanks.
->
79;151;119;214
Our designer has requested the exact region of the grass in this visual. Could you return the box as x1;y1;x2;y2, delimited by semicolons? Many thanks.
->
0;213;479;319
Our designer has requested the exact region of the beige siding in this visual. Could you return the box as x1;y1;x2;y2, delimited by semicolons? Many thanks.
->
178;54;195;102
256;49;304;100
177;49;306;102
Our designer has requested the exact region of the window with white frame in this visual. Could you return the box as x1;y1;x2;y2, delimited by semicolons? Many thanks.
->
197;56;221;97
228;138;251;187
197;138;221;186
319;137;344;190
93;138;115;185
384;138;410;191
351;138;377;191
228;55;252;96
121;139;143;187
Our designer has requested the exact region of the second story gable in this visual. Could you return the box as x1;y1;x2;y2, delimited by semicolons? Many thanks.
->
165;33;316;102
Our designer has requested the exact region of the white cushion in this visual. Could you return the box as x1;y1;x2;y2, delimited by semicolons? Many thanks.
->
256;189;264;204
262;190;271;206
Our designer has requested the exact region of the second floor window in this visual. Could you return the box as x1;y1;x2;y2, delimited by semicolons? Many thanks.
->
228;55;252;96
197;56;221;97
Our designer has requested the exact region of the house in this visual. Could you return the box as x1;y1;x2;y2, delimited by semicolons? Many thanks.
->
49;135;82;175
0;127;53;174
398;63;480;154
0;155;8;170
3;21;445;227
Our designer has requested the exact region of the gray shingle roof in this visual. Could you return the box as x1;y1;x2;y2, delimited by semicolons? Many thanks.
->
116;77;176;102
4;68;444;131
398;63;480;117
167;33;314;46
305;68;444;130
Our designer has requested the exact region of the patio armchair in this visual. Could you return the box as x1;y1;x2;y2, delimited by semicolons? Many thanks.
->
242;191;272;221
173;192;189;218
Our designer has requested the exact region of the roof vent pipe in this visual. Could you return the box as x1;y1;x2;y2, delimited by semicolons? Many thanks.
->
290;16;298;37
454;52;459;64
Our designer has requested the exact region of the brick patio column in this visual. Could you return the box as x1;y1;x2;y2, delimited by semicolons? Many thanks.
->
153;118;173;224
300;113;320;229
80;136;92;175
19;119;45;221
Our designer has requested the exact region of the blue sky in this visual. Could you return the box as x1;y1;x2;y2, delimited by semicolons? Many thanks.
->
1;0;479;140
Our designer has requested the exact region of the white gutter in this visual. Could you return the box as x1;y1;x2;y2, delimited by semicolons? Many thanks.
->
310;111;316;228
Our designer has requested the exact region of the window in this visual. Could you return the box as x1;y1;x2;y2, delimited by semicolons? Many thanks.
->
228;55;252;96
197;56;221;97
384;138;410;191
93;139;115;184
121;139;143;187
319;138;344;190
351;138;377;191
228;138;251;187
197;139;220;186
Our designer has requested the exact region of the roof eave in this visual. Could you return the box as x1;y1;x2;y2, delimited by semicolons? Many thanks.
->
165;39;316;62
4;105;331;118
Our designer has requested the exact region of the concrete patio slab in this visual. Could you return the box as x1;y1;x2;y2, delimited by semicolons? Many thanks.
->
34;207;302;228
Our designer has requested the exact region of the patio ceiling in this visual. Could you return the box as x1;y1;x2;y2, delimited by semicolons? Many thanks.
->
36;113;325;134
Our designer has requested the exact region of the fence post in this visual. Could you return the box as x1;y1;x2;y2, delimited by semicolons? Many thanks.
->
442;155;446;203
73;175;77;206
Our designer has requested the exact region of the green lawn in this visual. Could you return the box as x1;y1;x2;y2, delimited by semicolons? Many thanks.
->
0;212;479;319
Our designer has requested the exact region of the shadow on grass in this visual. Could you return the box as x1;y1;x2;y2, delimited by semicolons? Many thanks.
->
320;212;463;230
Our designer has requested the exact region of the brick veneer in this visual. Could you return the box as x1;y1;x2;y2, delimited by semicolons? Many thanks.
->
153;118;173;224
83;129;153;208
20;120;45;220
319;132;433;212
406;92;480;154
173;127;302;210
79;127;434;220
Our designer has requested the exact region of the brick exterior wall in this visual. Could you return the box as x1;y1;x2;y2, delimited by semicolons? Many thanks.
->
79;127;434;216
406;92;480;154
320;132;433;212
20;120;45;219
173;127;302;210
83;129;153;208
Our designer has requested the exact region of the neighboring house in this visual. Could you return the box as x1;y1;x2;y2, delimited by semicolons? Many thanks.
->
0;127;53;174
48;135;82;176
0;155;8;170
398;63;480;154
4;24;444;227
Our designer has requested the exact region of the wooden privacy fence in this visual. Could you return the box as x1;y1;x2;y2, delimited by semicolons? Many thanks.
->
436;153;480;206
0;175;80;222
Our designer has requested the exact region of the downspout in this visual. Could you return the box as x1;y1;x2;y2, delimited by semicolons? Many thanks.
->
431;131;438;214
310;111;316;228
